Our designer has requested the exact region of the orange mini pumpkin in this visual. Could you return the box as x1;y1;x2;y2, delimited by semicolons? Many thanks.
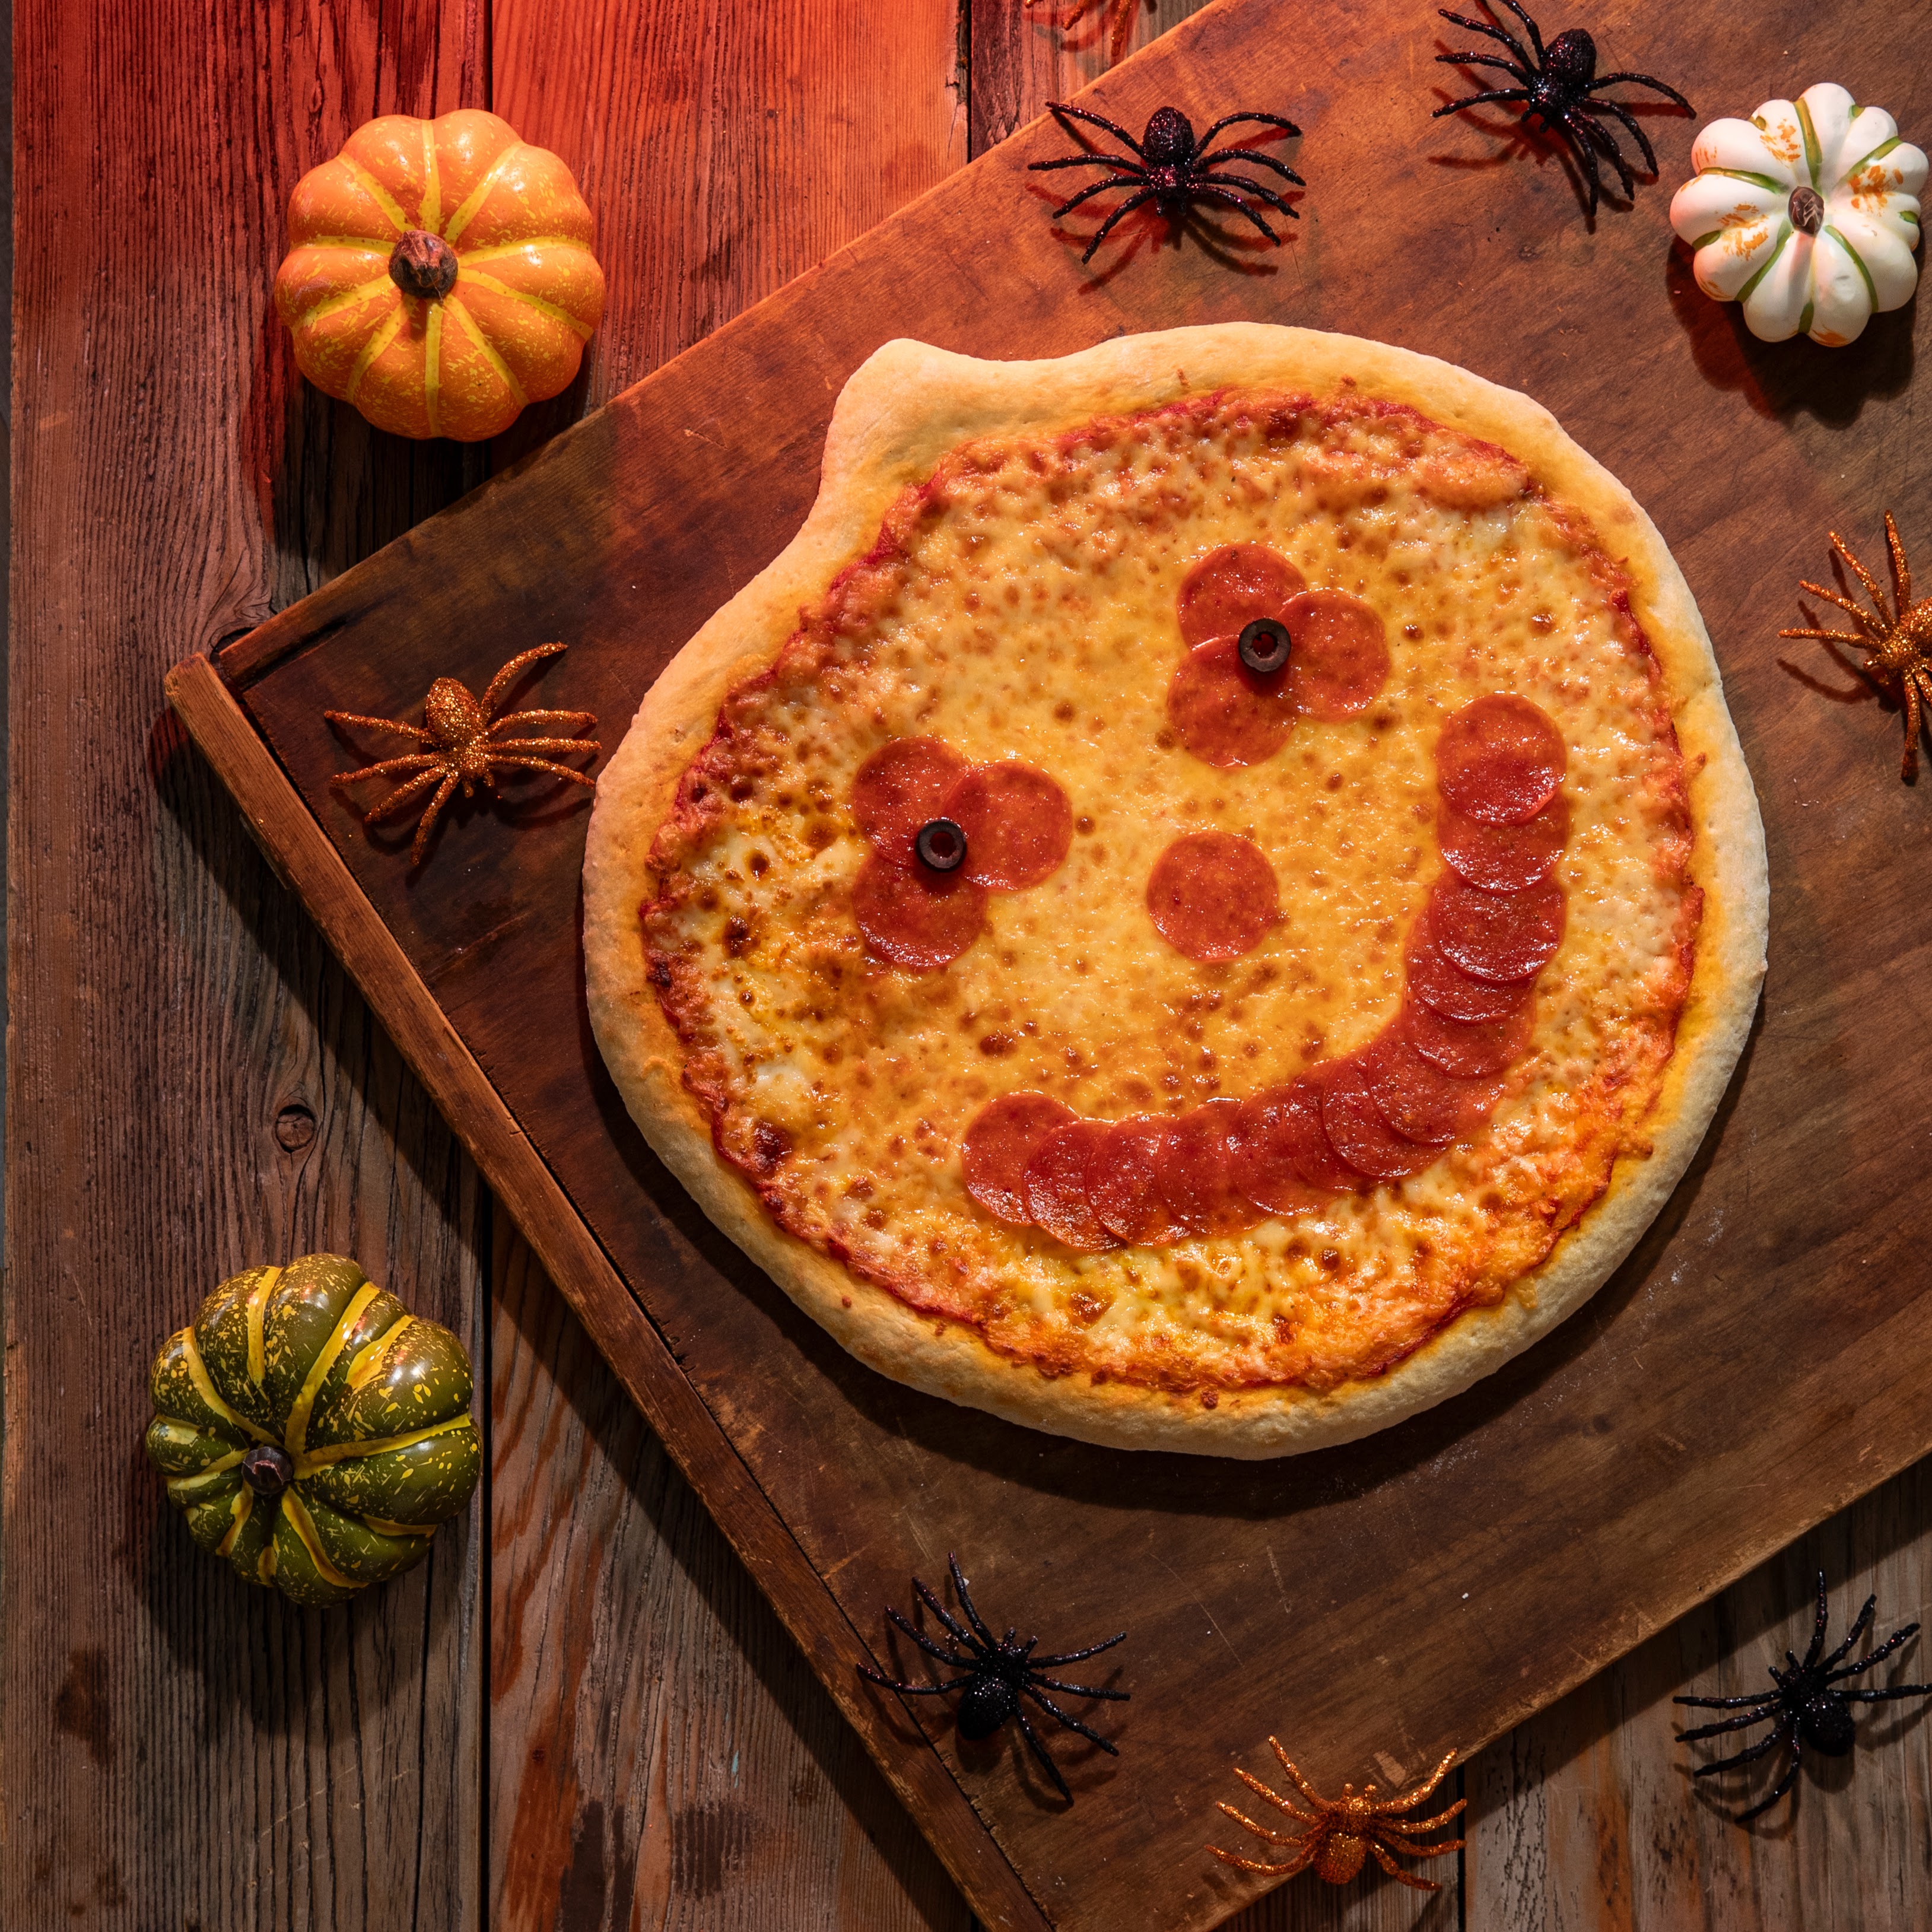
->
274;110;605;441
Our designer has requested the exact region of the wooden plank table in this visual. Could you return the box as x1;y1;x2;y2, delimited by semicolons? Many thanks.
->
8;2;1932;1927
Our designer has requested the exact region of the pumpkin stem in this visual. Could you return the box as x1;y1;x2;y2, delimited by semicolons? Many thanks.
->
242;1442;295;1497
1788;186;1825;236
389;229;459;301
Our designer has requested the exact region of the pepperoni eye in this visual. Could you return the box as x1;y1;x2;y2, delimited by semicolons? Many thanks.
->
916;818;967;873
1237;618;1291;677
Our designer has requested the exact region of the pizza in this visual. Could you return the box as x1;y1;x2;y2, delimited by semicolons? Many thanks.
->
582;325;1767;1457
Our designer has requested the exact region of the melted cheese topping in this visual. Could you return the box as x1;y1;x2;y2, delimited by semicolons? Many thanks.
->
643;393;1695;1396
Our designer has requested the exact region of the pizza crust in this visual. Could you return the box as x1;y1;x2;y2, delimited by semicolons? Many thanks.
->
584;325;1769;1457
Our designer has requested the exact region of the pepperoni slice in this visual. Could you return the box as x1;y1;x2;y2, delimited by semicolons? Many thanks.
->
1177;544;1307;647
1405;997;1536;1078
1436;695;1566;827
853;738;969;863
1166;638;1295;769
945;761;1073;891
1362;1023;1504;1144
962;1093;1076;1224
1428;872;1566;983
1404;924;1534;1023
1089;1116;1186;1245
852;853;987;970
1230;1079;1364;1208
1146;831;1279;961
1438;794;1569;892
1022;1120;1118;1252
1283;591;1391;720
1156;1098;1259;1236
1320;1058;1447;1181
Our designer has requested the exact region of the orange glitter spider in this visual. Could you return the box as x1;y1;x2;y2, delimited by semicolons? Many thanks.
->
1208;1740;1466;1892
326;641;599;866
1780;513;1932;781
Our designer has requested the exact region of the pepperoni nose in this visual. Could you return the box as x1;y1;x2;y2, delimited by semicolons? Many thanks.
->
1238;618;1291;677
916;818;967;872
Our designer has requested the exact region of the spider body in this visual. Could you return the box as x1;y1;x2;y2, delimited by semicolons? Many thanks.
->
1029;101;1302;264
1780;514;1932;780
326;641;600;866
1210;1742;1465;1892
858;1553;1128;1801
1432;0;1691;215
1676;1571;1932;1820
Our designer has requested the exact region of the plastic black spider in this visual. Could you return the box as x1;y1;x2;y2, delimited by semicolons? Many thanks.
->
1029;102;1302;265
1675;1571;1932;1822
858;1553;1129;1801
1431;0;1690;215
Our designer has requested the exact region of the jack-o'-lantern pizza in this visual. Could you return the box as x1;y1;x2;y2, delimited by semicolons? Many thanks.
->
583;325;1767;1457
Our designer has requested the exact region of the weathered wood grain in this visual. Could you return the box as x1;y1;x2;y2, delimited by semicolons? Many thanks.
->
483;5;976;1924
4;3;487;1927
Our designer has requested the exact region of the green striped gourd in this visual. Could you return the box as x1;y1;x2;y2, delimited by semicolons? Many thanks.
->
145;1254;480;1606
1670;83;1924;347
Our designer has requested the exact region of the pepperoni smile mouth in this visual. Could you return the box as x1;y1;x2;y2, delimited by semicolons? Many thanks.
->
849;541;1572;1251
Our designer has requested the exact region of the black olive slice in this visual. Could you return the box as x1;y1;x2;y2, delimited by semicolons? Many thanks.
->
1237;617;1292;677
915;817;968;873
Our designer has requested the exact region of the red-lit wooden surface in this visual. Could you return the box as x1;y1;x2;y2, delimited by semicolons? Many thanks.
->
11;3;1932;1928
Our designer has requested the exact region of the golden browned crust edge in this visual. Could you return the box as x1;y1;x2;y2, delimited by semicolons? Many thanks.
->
583;326;1769;1458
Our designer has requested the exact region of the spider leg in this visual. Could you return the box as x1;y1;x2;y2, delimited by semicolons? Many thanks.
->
1193;173;1302;221
1903;673;1924;781
1675;1689;1783;1711
1028;151;1148;177
362;767;449;822
1841;1682;1932;1703
1677;1708;1780;1743
1233;1768;1318;1825
1733;1733;1803;1822
1886;513;1913;611
1020;1685;1121;1753
332;752;442;786
1571;111;1636;199
1554;115;1607;215
1032;1630;1127;1667
1216;1798;1309;1844
1820;1593;1880;1673
1588;72;1694;112
1794;577;1889;633
1011;1704;1073;1802
1381;1803;1469;1834
1778;627;1874;650
883;1610;971;1673
1029;1674;1131;1701
323;711;433;743
1579;96;1658;176
1079;185;1159;262
1207;1838;1314;1879
490;708;596;735
1194;150;1304;189
1826;1616;1914;1682
1047;174;1149;220
1831;535;1898;625
1489;0;1545;61
856;1667;975;1694
408;773;462;867
914;1575;983;1654
1369;1841;1446;1892
1191;112;1302;169
1186;185;1280;243
481;756;599;787
1692;1720;1793;1775
1266;1742;1337;1813
945;1556;1001;1652
1375;1752;1459;1812
1430;88;1532;120
477;640;569;721
1045;101;1148;161
1434;50;1532;86
1436;9;1534;69
488;735;602;758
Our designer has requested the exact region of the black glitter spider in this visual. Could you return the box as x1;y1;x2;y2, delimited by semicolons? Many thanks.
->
1675;1571;1932;1822
858;1553;1129;1801
1029;101;1303;265
1432;0;1690;215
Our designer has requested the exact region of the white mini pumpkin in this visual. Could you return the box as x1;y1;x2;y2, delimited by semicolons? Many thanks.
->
1669;82;1924;346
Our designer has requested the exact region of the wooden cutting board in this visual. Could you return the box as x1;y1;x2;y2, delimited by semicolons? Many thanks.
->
168;1;1932;1924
